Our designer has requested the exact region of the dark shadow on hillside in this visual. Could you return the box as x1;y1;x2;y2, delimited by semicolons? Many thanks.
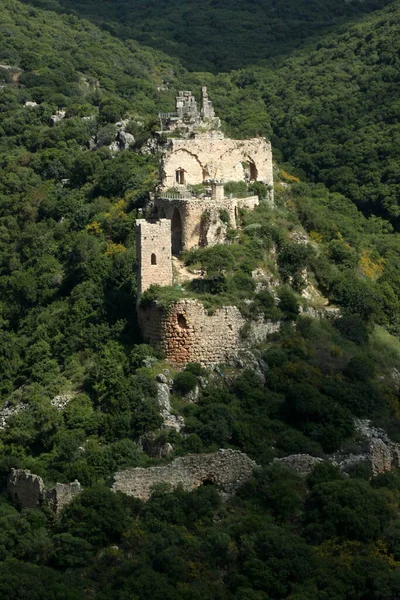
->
21;0;394;72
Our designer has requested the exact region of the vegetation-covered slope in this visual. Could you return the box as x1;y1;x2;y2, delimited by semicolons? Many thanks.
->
0;1;400;599
23;0;393;71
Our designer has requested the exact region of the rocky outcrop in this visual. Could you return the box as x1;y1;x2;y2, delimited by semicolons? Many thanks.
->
108;120;135;152
274;454;323;477
50;109;66;126
333;419;400;476
276;420;400;479
112;449;257;501
0;391;76;431
7;469;81;512
156;382;185;432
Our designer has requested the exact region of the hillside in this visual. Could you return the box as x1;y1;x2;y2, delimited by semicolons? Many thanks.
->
22;0;393;71
1;1;400;599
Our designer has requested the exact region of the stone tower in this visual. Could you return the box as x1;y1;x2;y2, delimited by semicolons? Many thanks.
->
135;219;173;296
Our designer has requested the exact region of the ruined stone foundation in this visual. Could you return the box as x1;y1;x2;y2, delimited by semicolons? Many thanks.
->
7;469;81;512
112;449;257;501
138;298;280;367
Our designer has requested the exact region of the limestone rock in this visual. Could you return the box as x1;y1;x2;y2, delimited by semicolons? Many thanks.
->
370;438;392;475
50;109;66;126
0;403;23;430
156;373;168;384
274;454;324;477
156;382;184;432
50;392;76;411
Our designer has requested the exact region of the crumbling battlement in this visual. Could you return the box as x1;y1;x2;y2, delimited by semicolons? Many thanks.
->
138;298;280;366
7;469;81;512
112;449;257;501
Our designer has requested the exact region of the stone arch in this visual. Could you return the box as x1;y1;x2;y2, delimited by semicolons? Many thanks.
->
171;207;183;256
168;149;203;186
151;253;157;265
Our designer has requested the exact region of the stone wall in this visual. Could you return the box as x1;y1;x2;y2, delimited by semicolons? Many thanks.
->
138;298;280;366
136;219;173;295
7;469;45;509
112;449;257;501
155;194;259;251
161;137;273;191
7;469;82;512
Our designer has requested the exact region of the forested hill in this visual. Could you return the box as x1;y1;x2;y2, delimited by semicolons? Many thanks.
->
232;0;400;225
21;0;393;71
2;1;400;599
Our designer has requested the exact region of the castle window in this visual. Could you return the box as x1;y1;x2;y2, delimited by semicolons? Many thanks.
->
176;169;185;185
151;253;157;265
249;161;258;181
177;313;188;329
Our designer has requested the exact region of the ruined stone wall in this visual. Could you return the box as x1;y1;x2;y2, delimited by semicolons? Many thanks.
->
139;299;244;365
136;219;173;295
161;137;273;191
138;298;280;366
7;469;82;512
112;449;257;501
7;469;45;509
155;195;259;251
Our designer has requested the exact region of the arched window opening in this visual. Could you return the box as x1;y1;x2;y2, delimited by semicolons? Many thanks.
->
249;161;258;181
151;253;157;265
176;168;185;185
177;313;188;329
171;207;183;256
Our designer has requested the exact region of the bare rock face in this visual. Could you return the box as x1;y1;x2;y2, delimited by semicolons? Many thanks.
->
49;109;66;126
156;382;185;432
274;454;323;477
370;438;392;476
112;449;257;501
108;120;136;152
0;403;23;430
352;419;400;476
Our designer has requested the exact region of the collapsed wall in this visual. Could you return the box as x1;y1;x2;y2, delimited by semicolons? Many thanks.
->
7;469;82;512
112;449;257;501
138;298;280;366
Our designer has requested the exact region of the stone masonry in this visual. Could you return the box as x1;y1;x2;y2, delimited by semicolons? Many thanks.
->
7;468;82;512
155;191;259;251
138;298;280;366
161;137;273;191
159;88;273;192
136;219;173;295
112;449;257;501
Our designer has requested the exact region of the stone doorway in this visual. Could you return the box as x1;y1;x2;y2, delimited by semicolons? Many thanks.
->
171;208;183;256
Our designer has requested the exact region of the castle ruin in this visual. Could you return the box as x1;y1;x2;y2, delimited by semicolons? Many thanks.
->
136;87;275;365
